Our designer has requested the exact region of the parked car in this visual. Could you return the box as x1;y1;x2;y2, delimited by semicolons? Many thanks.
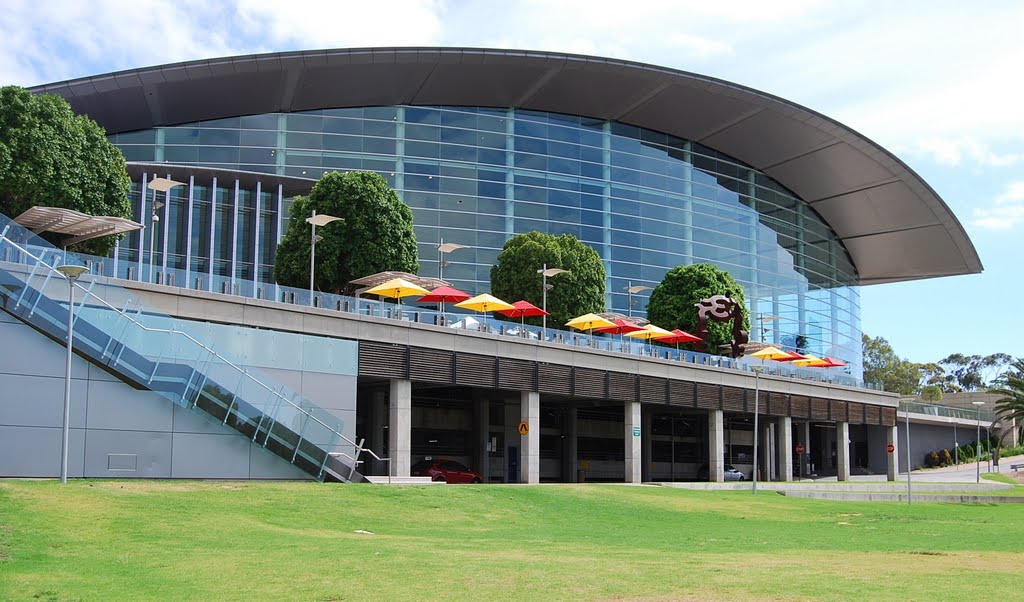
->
411;459;483;483
696;464;747;481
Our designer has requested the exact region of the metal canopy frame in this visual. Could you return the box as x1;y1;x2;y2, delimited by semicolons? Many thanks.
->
13;206;143;248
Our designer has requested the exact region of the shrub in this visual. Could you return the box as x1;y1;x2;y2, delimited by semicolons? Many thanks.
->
939;449;952;466
925;450;941;468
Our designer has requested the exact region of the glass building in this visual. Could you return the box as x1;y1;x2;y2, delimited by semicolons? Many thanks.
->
32;48;983;382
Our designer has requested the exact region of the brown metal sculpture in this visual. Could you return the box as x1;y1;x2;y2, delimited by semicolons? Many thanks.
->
694;295;748;358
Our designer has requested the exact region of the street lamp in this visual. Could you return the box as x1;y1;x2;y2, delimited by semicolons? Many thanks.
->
625;282;651;318
536;264;568;340
437;238;468;282
146;177;185;284
751;365;763;494
903;400;912;506
56;264;88;483
972;400;985;484
758;313;780;342
305;210;342;307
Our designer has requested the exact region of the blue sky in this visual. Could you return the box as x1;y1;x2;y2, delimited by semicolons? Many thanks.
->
1;0;1021;364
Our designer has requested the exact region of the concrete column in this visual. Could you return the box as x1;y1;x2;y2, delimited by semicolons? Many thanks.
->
836;421;850;481
777;416;793;481
887;425;899;481
565;406;578;482
388;379;411;477
765;422;775;481
477;400;490;483
709;410;724;482
641;408;653;482
625;401;642;483
520;391;540;484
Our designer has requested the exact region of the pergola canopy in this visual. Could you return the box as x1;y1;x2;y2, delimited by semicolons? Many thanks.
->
30;47;983;285
14;206;143;247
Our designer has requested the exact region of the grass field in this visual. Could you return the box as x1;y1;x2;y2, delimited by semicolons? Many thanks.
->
2;480;1023;601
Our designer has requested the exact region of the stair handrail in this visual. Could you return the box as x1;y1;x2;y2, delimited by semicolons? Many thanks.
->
0;227;377;466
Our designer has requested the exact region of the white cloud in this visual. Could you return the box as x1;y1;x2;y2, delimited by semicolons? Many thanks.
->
665;33;732;58
971;181;1024;231
915;137;1024;168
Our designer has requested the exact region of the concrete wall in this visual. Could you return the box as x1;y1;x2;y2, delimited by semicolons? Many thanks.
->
0;309;357;479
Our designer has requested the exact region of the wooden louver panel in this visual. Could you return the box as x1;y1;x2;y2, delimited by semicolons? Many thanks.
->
810;398;829;420
639;375;667;404
696;383;719;410
722;386;745;412
668;380;695;406
358;342;408;379
865;404;881;425
830;400;848;422
790;396;810;419
608;372;637;402
880;407;896;427
847;402;865;424
410;347;453;383
768;392;789;416
538;364;572;396
455;353;496;388
574;368;606;399
498;358;535;391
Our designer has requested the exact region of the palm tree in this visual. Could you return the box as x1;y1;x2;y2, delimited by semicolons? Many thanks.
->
988;357;1024;463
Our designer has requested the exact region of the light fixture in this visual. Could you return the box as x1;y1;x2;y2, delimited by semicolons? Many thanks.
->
972;401;984;484
537;264;569;340
145;177;185;284
55;264;88;484
625;282;652;318
437;238;468;281
306;210;343;307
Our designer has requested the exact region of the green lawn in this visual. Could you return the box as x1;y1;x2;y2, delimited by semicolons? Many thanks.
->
1;481;1023;601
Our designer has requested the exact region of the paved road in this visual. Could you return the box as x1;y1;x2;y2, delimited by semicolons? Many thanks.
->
903;453;1024;483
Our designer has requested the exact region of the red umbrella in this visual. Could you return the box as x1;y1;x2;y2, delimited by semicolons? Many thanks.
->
416;286;471;321
652;328;702;351
594;318;645;335
820;356;847;368
774;350;808;362
496;300;548;330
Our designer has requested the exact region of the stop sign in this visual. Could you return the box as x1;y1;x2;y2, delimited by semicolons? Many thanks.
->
886;443;895;454
795;443;805;454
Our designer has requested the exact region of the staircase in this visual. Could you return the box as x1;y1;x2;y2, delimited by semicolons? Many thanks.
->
0;216;373;482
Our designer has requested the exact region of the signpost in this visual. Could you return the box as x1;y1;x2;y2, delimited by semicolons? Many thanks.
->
518;421;529;436
795;443;805;454
632;426;641;437
795;443;805;480
886;443;895;454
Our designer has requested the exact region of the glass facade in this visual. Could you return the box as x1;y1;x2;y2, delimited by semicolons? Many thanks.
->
110;106;862;376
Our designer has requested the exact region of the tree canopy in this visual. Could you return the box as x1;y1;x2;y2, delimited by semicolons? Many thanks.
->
0;85;131;255
273;171;418;293
646;263;748;354
988;357;1024;452
861;334;922;395
489;231;605;327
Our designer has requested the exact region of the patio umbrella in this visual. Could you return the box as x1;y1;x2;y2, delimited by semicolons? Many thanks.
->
820;356;847;368
565;313;616;338
624;323;674;354
454;293;515;315
773;350;808;362
417;285;471;322
594;318;645;346
747;346;792;361
652;328;702;351
792;353;829;367
496;300;548;331
364;277;429;305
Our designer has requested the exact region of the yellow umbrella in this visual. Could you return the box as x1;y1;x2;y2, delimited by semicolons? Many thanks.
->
748;346;792;361
624;323;674;354
454;293;515;314
792;353;828;367
364;277;429;303
565;313;616;333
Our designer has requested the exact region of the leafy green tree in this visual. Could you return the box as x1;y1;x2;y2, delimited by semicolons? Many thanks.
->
0;85;131;255
489;231;605;327
920;385;943;403
861;334;921;394
939;353;1012;391
646;263;748;354
273;171;418;292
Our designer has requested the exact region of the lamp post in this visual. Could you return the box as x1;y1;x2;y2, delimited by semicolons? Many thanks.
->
437;238;467;282
146;177;185;284
972;401;984;484
56;264;88;483
904;401;912;505
625;282;651;318
537;264;568;340
751;365;763;494
758;313;780;343
305;210;342;307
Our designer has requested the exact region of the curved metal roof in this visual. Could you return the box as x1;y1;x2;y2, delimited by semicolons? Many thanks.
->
29;47;982;285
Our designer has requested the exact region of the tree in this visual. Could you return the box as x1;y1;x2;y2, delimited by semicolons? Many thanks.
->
0;86;131;255
938;353;1012;391
273;171;418;292
920;385;943;403
489;231;605;328
861;334;921;395
646;263;748;354
989;357;1024;458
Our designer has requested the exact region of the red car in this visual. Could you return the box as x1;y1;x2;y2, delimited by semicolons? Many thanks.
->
411;459;483;483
